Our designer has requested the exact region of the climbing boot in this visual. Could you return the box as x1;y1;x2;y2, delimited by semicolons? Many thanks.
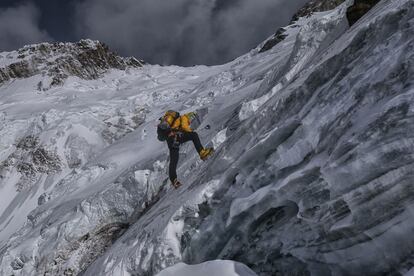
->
171;178;182;189
199;148;214;161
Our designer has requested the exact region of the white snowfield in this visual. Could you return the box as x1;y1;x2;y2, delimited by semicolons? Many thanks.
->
155;260;258;276
0;0;413;275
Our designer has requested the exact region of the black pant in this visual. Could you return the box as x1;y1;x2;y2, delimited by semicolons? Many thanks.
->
167;131;203;182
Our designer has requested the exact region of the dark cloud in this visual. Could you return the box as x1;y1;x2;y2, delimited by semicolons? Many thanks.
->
0;0;308;65
75;0;308;66
0;3;52;51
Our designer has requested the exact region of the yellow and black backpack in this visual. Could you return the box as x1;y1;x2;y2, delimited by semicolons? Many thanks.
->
157;110;180;141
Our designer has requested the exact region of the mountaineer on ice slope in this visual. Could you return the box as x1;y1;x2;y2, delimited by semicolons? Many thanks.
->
157;110;214;188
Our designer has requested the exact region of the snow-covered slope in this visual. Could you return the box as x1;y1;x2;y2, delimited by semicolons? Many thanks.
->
0;0;413;275
155;260;257;276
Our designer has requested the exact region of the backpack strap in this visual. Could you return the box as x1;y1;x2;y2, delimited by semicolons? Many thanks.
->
164;110;181;129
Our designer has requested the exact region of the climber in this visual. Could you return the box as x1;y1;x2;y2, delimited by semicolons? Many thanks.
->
157;110;214;188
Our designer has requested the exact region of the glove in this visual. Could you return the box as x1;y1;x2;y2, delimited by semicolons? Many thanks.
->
187;112;197;120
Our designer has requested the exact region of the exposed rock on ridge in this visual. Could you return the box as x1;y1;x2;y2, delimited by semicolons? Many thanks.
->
0;39;144;89
291;0;347;21
346;0;381;26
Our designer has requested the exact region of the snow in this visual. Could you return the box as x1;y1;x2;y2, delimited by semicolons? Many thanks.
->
405;267;414;276
156;260;258;276
212;128;227;149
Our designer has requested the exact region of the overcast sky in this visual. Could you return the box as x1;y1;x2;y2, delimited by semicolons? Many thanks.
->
0;0;308;66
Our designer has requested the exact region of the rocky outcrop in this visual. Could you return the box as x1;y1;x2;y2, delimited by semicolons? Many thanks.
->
346;0;381;26
259;28;288;53
0;60;33;79
0;136;61;192
0;39;144;89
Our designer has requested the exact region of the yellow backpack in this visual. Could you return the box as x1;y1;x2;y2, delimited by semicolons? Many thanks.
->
157;110;180;141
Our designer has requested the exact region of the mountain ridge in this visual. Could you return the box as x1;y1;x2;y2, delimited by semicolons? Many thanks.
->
0;39;143;90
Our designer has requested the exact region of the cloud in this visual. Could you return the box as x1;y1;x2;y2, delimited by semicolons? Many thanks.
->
75;0;308;66
0;3;52;52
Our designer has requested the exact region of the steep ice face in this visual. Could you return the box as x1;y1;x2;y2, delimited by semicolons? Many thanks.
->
1;0;414;275
186;1;414;275
86;0;414;275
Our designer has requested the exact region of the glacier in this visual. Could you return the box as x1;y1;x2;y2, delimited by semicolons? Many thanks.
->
0;0;413;275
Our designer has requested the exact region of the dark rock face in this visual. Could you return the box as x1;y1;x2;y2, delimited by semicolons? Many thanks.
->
0;40;144;88
42;222;128;276
259;28;288;53
10;256;27;271
5;61;33;79
259;0;346;53
346;0;381;26
0;136;62;192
